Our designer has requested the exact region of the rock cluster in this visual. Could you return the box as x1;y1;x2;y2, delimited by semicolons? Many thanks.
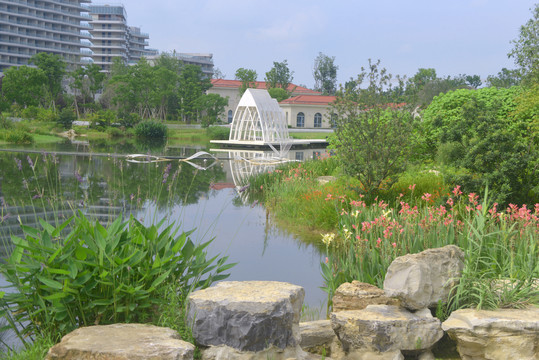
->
45;245;539;360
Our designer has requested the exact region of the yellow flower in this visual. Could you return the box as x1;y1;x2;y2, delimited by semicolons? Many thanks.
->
321;233;335;246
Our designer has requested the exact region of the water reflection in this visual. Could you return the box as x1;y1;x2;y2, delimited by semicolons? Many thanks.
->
0;142;330;312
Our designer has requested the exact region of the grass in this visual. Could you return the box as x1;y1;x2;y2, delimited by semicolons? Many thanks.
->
289;132;331;140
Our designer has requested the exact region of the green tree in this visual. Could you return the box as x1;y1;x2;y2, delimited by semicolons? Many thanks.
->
30;52;66;108
508;4;539;83
313;52;338;95
264;60;294;90
177;64;212;123
331;60;415;198
2;66;47;107
465;74;482;89
486;68;521;88
70;63;106;116
197;93;228;127
234;68;257;95
267;87;290;102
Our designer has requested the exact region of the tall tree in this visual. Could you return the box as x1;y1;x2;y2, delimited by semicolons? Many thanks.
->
2;66;47;107
234;68;257;95
30;53;66;108
331;60;415;198
177;64;212;123
197;93;228;127
313;52;338;95
264;60;293;90
508;4;539;83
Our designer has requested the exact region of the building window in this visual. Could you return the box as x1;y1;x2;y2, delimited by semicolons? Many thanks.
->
227;110;233;123
295;152;304;161
296;112;305;128
314;113;322;128
331;113;337;128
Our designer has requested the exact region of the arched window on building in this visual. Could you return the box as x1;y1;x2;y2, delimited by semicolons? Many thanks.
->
296;112;305;128
227;110;233;123
331;113;337;128
314;113;322;128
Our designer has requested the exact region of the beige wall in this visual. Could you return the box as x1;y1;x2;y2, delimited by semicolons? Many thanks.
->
206;87;240;123
280;103;334;129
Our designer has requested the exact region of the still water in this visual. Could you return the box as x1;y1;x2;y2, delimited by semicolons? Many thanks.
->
0;138;329;314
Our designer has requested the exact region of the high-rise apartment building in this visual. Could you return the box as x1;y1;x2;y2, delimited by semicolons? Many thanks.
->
88;4;150;72
0;0;93;71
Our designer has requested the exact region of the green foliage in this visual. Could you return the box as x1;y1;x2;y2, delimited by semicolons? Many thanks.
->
423;86;537;205
1;128;34;144
267;87;290;102
235;68;258;95
135;120;168;138
106;126;123;138
117;112;141;128
206;125;230;140
56;108;75;129
88;109;117;129
30;53;66;104
2;66;47;107
486;68;521;88
0;212;235;340
197;93;228;127
508;4;539;84
264;60;293;91
313;52;338;95
331;60;415;198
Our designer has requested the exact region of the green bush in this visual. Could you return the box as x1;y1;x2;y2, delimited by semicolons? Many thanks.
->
0;212;234;341
89;110;117;129
3;128;34;144
57;108;75;129
135;120;168;138
118;112;141;128
206;125;230;140
36;107;57;123
106;126;123;138
20;106;39;120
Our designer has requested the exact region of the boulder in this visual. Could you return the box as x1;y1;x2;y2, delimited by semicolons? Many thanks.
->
45;323;194;360
442;307;539;360
331;305;443;355
332;281;399;312
383;245;464;310
300;320;335;355
187;281;304;352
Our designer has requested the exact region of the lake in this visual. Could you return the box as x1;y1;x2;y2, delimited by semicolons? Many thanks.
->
0;137;330;317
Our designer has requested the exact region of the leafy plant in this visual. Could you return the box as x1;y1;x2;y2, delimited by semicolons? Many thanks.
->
135;120;168;139
0;211;235;341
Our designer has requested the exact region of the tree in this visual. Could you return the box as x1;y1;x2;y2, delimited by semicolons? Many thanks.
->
508;4;539;83
267;87;290;102
197;93;228;127
486;68;521;88
2;66;47;107
330;60;415;198
235;68;257;95
177;64;212;123
264;60;293;90
71;63;106;116
465;74;482;89
313;52;338;95
212;67;225;79
30;53;66;108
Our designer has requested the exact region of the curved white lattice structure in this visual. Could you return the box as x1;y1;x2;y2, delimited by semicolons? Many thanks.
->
229;89;290;143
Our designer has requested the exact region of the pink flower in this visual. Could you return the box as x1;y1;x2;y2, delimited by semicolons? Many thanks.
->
421;193;432;202
446;197;454;207
409;184;416;191
452;185;462;197
468;193;478;205
392;242;397;248
325;257;329;264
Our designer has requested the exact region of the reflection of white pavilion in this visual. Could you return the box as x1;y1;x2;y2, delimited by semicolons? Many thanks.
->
211;89;327;148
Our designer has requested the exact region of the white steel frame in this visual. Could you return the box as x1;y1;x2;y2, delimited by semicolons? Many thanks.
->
229;89;290;143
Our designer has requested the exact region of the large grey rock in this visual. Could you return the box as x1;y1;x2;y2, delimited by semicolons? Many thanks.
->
442;307;539;360
331;305;443;355
383;245;464;310
187;281;304;352
333;281;399;312
46;323;194;360
300;320;335;350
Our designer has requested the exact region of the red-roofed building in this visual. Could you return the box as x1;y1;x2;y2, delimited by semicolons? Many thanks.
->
207;79;322;124
279;95;337;128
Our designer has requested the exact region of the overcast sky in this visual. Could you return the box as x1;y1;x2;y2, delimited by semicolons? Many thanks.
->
119;0;536;88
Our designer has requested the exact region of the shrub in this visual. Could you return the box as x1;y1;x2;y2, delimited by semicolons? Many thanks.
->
36;107;57;123
20;106;39;120
206;125;230;140
3;128;34;144
118;112;141;128
89;110;117;129
56;108;75;129
106;126;123;138
135;120;167;139
0;212;234;340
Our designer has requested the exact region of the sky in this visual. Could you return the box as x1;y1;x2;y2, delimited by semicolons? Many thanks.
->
120;0;537;88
